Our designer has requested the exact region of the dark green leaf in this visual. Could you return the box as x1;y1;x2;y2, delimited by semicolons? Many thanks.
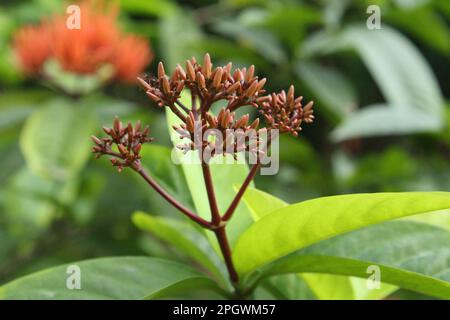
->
0;257;219;299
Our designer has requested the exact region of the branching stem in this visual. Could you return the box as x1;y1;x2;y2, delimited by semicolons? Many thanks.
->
222;163;260;222
135;165;212;229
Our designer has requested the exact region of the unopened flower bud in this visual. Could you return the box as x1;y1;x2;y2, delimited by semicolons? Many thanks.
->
186;60;196;81
158;62;166;79
227;82;241;94
118;144;128;155
245;65;255;82
103;126;112;135
162;76;171;94
176;64;186;79
196;72;206;89
213;67;223;90
202;53;212;79
250;118;260;129
114;117;122;133
91;135;102;146
133;143;142;154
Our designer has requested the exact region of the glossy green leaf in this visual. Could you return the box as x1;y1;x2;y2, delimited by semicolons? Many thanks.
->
132;212;225;282
406;209;450;230
239;186;286;221
241;188;397;299
20;99;97;181
255;274;316;300
234;192;450;275
301;274;397;300
260;221;450;299
301;274;354;300
0;257;218;300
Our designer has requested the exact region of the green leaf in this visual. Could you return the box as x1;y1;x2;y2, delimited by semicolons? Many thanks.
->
43;60;114;96
255;274;316;300
349;277;397;300
234;192;450;275
20;99;97;181
301;274;354;300
301;274;397;300
331;103;442;141
0;257;219;299
79;94;138;123
2;167;78;236
406;209;450;230
213;19;286;64
166;94;254;248
159;8;202;67
301;25;445;140
240;187;287;221
260;221;450;299
261;5;321;49
339;25;443;115
243;192;445;298
119;0;175;17
0;47;22;85
0;90;52;131
386;7;450;54
296;62;357;119
132;212;225;283
241;188;397;299
192;37;268;70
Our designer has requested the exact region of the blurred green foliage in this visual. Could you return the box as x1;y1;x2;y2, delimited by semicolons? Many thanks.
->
0;0;449;300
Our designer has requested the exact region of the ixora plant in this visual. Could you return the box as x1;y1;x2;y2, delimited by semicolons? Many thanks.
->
1;54;450;300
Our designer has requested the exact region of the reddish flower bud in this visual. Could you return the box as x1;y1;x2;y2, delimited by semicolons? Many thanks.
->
196;71;206;89
114;117;122;133
133;143;142;155
162;76;171;94
213;67;223;90
245;65;255;82
202;53;212;79
227;82;241;94
91;135;102;146
137;77;152;91
157;62;166;79
186;60;196;81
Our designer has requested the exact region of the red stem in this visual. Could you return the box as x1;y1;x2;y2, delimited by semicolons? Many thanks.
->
135;166;212;229
214;226;239;284
168;103;187;122
201;161;221;225
222;163;260;222
175;100;190;113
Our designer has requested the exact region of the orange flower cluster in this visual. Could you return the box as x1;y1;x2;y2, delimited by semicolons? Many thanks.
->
13;0;152;83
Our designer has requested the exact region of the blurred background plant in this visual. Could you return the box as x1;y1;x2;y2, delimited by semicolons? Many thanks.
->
0;0;448;300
